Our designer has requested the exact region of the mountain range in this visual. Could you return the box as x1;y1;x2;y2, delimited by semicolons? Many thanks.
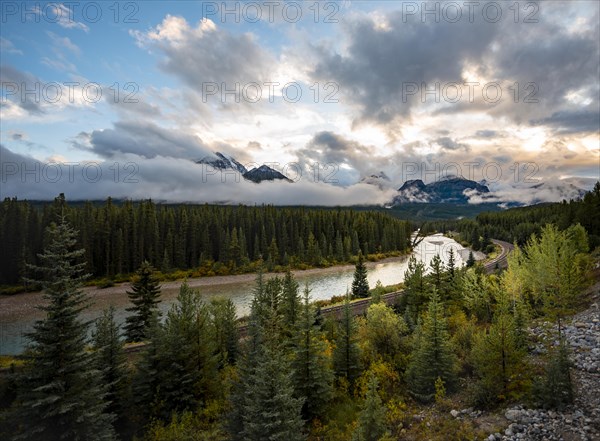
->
196;152;291;183
394;177;490;204
194;152;588;206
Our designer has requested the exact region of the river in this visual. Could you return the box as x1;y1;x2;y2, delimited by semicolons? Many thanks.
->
0;234;467;355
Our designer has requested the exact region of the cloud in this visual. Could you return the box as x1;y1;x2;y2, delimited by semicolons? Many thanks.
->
296;131;392;185
131;15;274;90
531;109;600;135
311;10;498;132
433;137;469;152
0;145;395;206
34;4;89;32
85;120;213;160
309;3;599;137
0;65;45;116
0;37;23;55
474;130;500;139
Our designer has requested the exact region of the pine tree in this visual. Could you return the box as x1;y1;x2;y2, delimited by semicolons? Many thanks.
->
124;261;162;342
430;254;444;293
333;295;361;384
12;218;115;441
352;251;369;298
471;309;526;407
291;285;333;420
92;306;129;435
466;250;476;267
534;339;573;410
402;256;428;326
240;344;306;441
210;298;239;366
155;282;218;419
280;269;301;332
352;375;387;441
447;248;456;280
228;281;306;441
406;292;457;402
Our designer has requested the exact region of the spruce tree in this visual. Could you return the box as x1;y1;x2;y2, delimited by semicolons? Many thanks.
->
210;297;239;366
402;256;428;327
466;250;476;267
333;295;362;384
154;282;218;419
447;248;456;280
241;344;306;441
352;375;387;441
406;292;457;402
12;218;115;441
534;339;573;410
124;261;161;342
352;251;369;298
291;285;334;420
471;310;526;407
280;269;301;331
93;306;129;436
429;254;444;293
228;279;305;441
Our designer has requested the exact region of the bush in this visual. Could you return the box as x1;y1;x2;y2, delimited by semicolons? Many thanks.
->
97;278;115;289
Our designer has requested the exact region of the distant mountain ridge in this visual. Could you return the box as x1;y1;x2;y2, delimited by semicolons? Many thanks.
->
243;165;292;183
195;152;291;183
196;152;248;174
393;177;490;204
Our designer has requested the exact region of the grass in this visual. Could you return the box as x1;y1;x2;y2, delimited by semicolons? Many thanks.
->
0;356;25;369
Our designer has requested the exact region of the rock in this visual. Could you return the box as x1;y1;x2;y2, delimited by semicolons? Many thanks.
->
450;409;459;418
505;409;522;421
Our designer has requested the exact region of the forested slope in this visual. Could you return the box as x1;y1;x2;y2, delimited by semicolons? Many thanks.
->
0;195;413;286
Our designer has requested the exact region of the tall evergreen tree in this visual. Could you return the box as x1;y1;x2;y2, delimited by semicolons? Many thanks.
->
534;339;573;410
429;254;444;293
352;375;387;441
280;269;301;332
291;285;334;420
124;261;162;342
210;298;239;367
11;218;115;441
402;256;428;326
240;343;306;441
228;276;305;441
351;252;369;298
406;292;457;402
93;306;129;436
466;250;476;267
333;295;362;384
471;309;526;407
155;282;218;419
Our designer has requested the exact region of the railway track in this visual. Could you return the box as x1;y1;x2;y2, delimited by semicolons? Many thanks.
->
125;240;514;352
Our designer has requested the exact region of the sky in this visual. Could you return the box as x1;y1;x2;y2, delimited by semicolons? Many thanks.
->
1;0;599;205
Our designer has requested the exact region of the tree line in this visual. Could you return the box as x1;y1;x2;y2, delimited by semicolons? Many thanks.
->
0;194;413;287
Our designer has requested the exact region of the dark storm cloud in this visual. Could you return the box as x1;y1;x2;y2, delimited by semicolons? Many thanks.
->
310;2;599;132
311;10;498;127
531;109;600;135
86;120;213;160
